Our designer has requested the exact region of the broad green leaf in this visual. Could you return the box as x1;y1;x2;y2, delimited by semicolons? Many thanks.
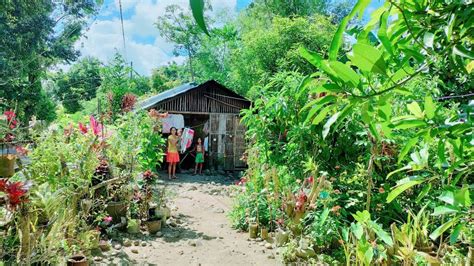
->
432;206;460;216
370;221;393;246
398;137;418;164
416;183;431;203
466;60;474;73
423;32;434;49
445;14;456;41
300;47;339;80
329;0;371;60
353;210;371;223
429;217;459;240
407;101;424;118
387;177;424;203
351;222;363;239
300;47;323;68
319;208;330;227
437;140;447;167
302;95;337;114
390;65;414;83
453;45;474;59
454;186;471;207
189;0;210;35
438;190;455;205
377;10;394;56
449;223;463;245
328;61;360;87
368;122;380;141
335;102;356;129
295;76;312;100
323;111;340;139
349;43;387;75
394;119;427;129
312;106;332;125
424;96;435;119
361;102;371;124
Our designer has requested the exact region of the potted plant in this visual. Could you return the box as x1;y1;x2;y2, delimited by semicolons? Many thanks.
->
145;212;163;234
0;110;20;178
106;183;131;222
67;254;88;266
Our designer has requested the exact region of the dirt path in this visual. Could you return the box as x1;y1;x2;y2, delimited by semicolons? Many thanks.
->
95;172;281;265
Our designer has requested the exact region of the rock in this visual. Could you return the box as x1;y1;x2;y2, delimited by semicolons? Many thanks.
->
214;208;224;214
267;254;275;259
141;241;147;247
156;232;163;237
211;181;216;185
123;239;132;247
189;186;198;191
212;192;219;196
188;240;197;247
296;247;316;259
179;250;184;255
202;235;213;240
256;237;263;242
93;256;103;262
218;236;224;239
259;243;265;246
131;248;139;254
133;240;140;246
265;243;273;249
113;244;121;250
99;241;111;252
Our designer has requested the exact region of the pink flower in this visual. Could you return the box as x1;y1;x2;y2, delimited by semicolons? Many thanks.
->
15;146;29;156
4;110;16;122
89;116;102;136
334;189;341;194
104;216;113;223
378;187;385;193
78;123;88;134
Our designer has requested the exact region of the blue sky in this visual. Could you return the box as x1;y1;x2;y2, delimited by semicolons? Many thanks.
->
77;0;384;76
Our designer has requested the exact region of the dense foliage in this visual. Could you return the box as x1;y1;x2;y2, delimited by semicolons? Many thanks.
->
220;0;474;264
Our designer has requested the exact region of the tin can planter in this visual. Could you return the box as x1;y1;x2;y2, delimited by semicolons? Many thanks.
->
275;228;289;247
146;218;162;234
249;222;258;239
261;227;269;240
0;154;16;178
106;201;128;222
67;254;88;266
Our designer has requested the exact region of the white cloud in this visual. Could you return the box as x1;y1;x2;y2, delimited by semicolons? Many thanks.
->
77;0;239;76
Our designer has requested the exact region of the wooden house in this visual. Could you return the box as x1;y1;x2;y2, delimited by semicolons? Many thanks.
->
139;80;251;171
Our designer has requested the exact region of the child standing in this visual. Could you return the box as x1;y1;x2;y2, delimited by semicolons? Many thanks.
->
167;127;180;179
194;137;205;175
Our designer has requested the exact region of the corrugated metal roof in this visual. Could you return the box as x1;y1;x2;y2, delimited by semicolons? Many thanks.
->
138;82;198;110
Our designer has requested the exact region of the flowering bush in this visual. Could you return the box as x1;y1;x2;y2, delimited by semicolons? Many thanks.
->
0;179;31;210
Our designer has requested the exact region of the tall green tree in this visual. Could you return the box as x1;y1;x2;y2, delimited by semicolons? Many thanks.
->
54;57;102;113
0;0;100;122
155;4;208;81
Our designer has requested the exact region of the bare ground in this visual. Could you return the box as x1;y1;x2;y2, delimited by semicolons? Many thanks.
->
94;172;282;266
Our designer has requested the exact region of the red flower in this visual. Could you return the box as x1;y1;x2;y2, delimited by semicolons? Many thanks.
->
15;146;29;156
4;110;16;122
143;170;155;181
4;133;15;142
0;178;7;192
6;181;29;208
89;116;102;136
78;123;88;134
9;119;17;129
236;178;247;186
307;176;314;184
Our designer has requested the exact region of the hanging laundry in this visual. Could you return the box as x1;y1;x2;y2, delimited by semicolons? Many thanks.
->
180;128;195;153
161;114;184;133
204;136;209;152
